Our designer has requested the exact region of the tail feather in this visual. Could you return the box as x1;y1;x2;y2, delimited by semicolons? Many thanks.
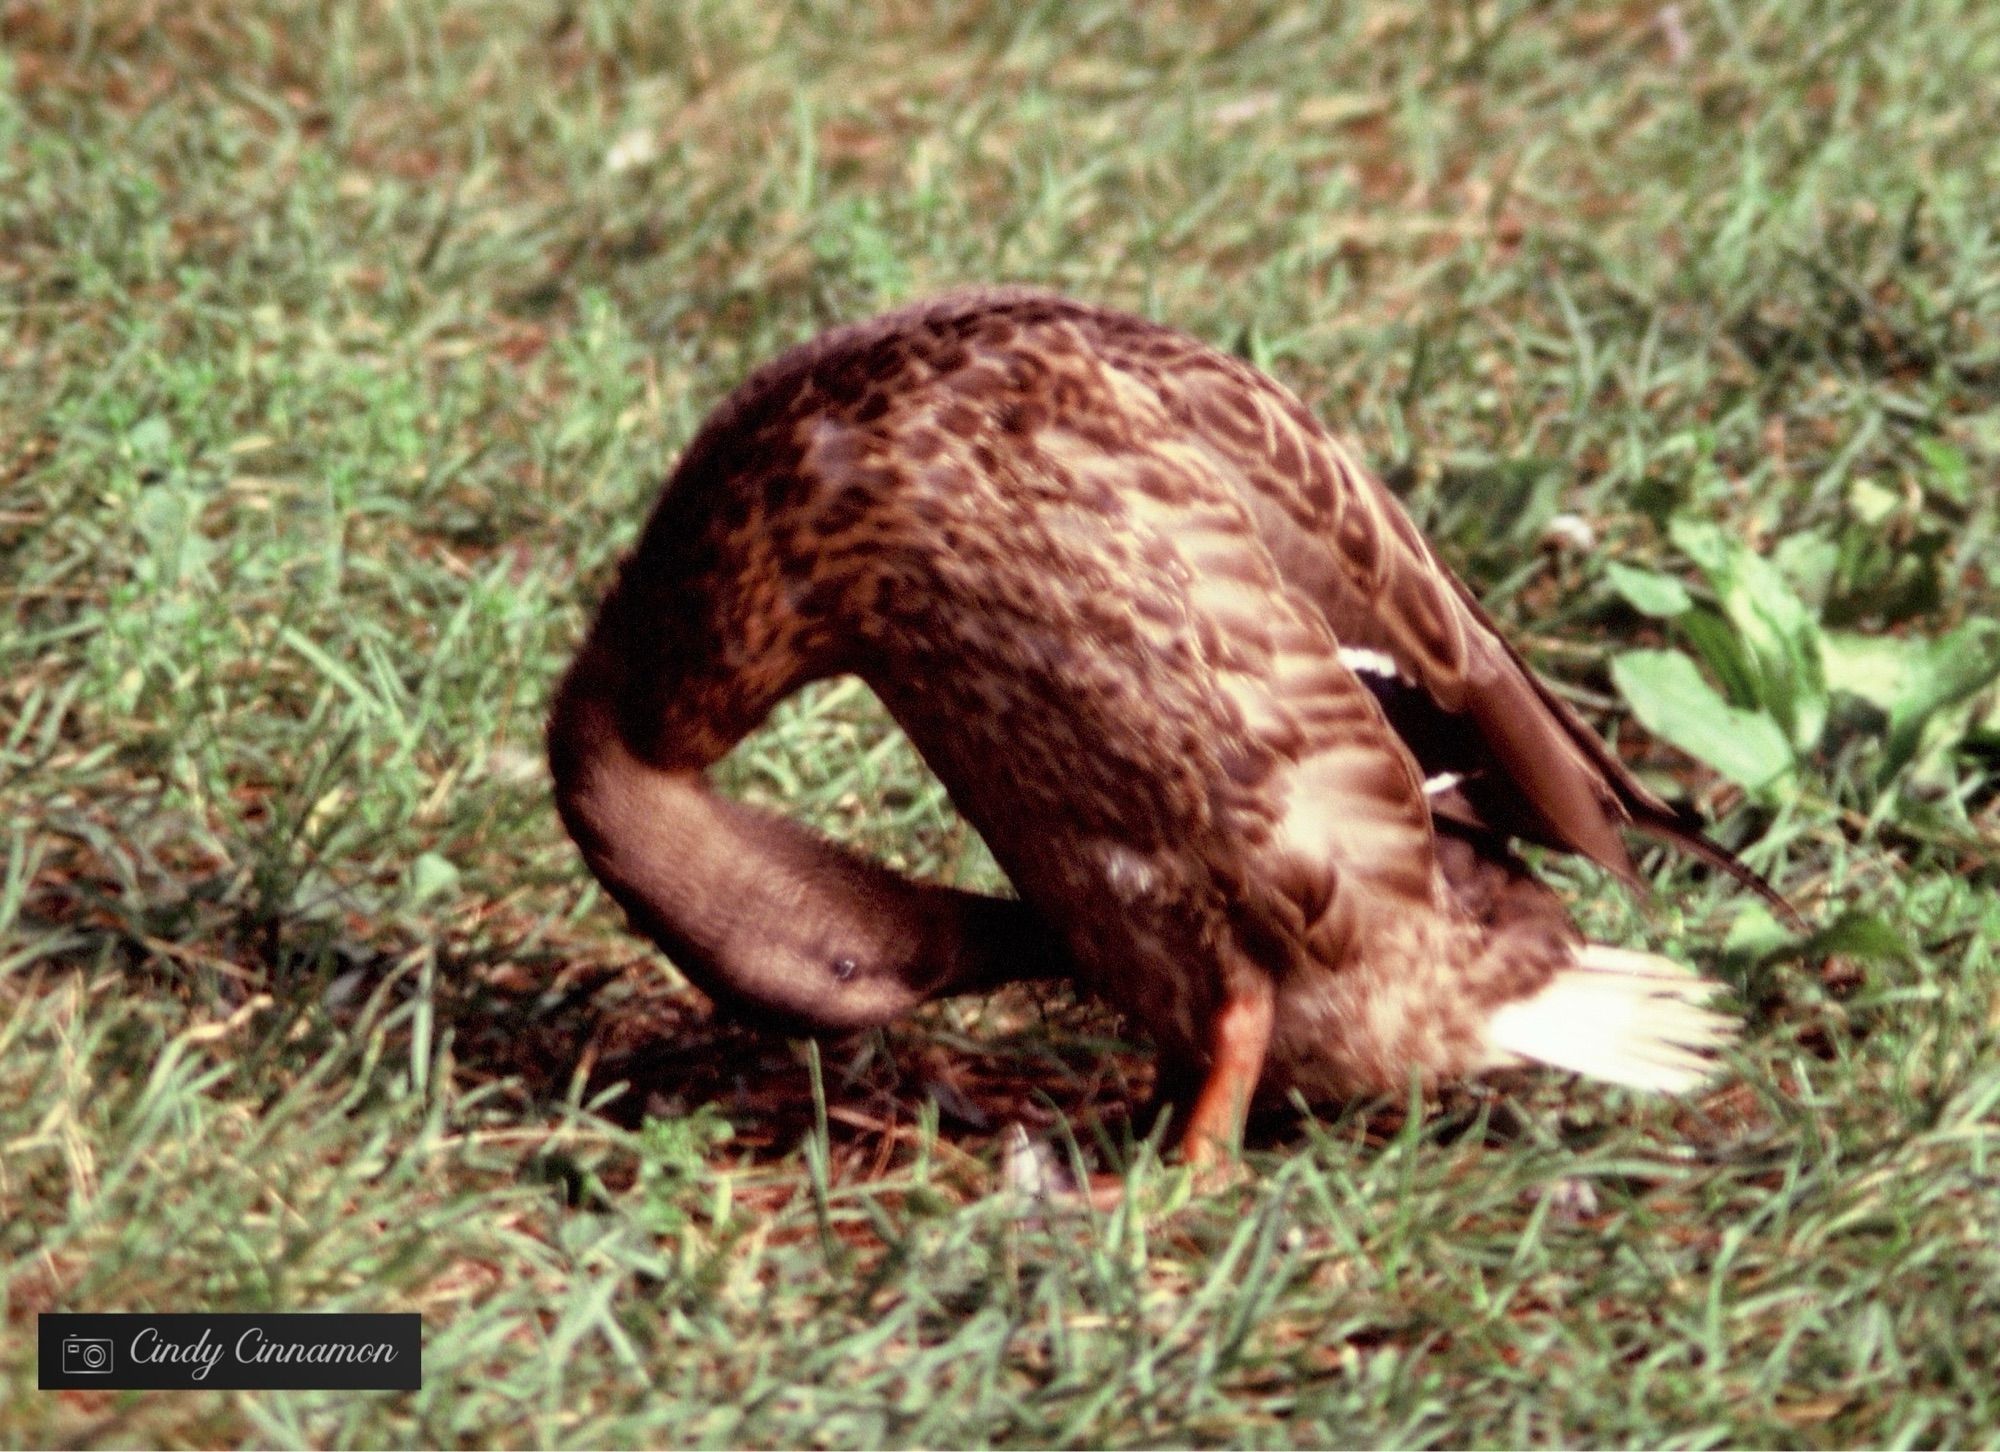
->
1484;943;1736;1094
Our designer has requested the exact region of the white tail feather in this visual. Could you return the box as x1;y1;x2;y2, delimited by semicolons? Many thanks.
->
1484;944;1736;1094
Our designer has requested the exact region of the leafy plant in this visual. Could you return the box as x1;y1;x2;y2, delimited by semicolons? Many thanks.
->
1608;516;2000;806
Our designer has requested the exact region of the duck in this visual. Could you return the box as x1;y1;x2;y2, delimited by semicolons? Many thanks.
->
547;287;1791;1169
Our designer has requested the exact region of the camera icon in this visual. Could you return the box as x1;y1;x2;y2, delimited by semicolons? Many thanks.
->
63;1336;114;1374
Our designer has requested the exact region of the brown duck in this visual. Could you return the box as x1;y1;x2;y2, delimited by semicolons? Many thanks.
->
549;288;1786;1167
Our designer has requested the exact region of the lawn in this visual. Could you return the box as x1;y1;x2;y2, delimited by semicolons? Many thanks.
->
3;0;1997;1445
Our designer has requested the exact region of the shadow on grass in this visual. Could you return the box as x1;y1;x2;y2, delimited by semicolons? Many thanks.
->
20;846;1163;1182
440;952;1164;1175
21;842;1736;1198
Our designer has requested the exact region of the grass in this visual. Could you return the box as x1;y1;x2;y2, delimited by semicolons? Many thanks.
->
3;0;1997;1444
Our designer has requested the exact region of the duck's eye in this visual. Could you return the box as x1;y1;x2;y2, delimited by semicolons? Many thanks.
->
829;955;859;983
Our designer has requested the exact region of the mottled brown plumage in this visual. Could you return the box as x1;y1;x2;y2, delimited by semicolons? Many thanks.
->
549;288;1781;1164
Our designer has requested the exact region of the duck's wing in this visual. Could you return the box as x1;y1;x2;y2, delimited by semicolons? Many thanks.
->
1137;342;1790;915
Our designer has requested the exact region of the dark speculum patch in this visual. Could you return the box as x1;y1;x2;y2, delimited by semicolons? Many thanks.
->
1360;671;1483;782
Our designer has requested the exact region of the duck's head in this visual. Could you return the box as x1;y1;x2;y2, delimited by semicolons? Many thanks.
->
549;653;1067;1033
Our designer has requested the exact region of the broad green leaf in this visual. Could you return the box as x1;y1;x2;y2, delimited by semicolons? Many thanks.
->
1605;560;1691;618
1665;516;1733;577
1802;910;1916;967
1822;623;2000;787
1773;531;1838;609
1611;648;1796;795
1668;516;1828;753
1823;630;1918;713
1755;910;1914;969
1880;618;2000;783
1679;606;1761;706
1723;900;1792;959
1726;549;1827;752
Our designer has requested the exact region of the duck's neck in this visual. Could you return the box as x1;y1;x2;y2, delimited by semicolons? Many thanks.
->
547;640;1063;1031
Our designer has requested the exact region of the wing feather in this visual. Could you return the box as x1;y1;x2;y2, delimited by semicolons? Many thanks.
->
910;289;1792;921
1033;396;1448;968
1155;351;1788;902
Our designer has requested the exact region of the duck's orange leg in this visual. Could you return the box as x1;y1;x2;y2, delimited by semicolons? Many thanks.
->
1026;973;1272;1213
1179;971;1276;1170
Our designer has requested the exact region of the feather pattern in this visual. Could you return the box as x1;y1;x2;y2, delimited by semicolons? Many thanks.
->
549;288;1784;1151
